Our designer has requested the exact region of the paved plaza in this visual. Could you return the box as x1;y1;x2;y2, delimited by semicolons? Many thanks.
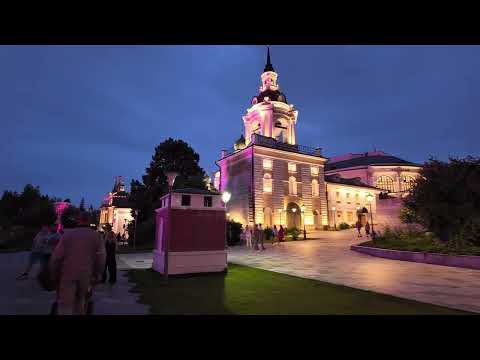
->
0;252;148;315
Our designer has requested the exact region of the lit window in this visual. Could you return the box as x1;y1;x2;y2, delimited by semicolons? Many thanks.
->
288;176;297;195
263;173;273;193
347;212;353;222
288;163;297;173
376;176;395;192
204;196;212;207
312;179;319;197
181;195;191;206
401;175;416;192
263;158;272;170
336;191;340;198
311;166;319;176
346;193;350;199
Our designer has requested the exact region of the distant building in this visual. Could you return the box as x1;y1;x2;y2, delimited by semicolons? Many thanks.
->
98;176;134;236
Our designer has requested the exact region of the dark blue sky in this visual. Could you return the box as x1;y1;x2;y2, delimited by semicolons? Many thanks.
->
1;45;478;208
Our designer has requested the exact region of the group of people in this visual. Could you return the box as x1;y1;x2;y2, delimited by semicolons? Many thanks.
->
16;212;120;315
242;224;285;250
355;220;372;238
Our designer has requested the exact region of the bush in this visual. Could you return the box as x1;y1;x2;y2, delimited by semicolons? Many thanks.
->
338;222;350;230
132;217;156;247
286;227;301;240
227;220;242;246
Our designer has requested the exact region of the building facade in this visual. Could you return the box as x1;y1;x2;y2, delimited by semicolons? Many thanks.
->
98;176;134;236
215;49;380;230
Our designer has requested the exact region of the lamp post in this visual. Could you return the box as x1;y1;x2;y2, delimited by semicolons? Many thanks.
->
165;171;179;281
133;209;139;250
301;205;306;240
222;191;231;249
278;209;283;226
332;206;337;230
366;193;375;240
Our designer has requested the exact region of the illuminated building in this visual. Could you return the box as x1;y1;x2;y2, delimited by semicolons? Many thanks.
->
98;176;134;236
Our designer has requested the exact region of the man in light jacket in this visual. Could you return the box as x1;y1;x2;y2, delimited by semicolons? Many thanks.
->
50;211;106;315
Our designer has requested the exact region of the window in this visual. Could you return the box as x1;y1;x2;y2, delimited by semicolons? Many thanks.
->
401;175;416;192
263;158;272;170
337;211;343;220
355;193;359;202
263;173;273;193
311;166;319;176
288;176;297;195
346;193;350;199
288;163;297;173
347;212;354;222
204;196;212;207
336;191;340;198
312;179;319;197
181;195;191;206
376;176;395;192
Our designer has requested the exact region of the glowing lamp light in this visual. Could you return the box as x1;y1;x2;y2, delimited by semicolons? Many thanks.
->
300;206;306;213
366;193;374;203
332;206;336;211
278;209;283;213
292;208;297;213
166;171;179;189
222;191;231;204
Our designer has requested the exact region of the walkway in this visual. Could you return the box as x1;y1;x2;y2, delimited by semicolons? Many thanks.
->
228;229;480;313
0;252;149;315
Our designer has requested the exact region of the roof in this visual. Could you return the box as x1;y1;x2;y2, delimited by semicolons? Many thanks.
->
325;155;421;171
111;196;132;208
325;175;379;190
172;188;221;195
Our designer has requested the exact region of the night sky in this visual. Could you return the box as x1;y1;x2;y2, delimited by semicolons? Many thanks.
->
1;45;478;208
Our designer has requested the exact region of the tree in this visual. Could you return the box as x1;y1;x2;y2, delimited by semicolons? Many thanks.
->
79;197;85;211
403;156;480;244
128;138;208;244
129;138;207;222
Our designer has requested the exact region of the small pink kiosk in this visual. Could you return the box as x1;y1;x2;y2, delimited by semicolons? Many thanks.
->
153;187;227;275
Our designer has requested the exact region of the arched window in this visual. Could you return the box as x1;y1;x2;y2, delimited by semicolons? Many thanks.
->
401;175;416;192
376;176;395;192
263;173;272;193
289;176;297;195
311;179;319;197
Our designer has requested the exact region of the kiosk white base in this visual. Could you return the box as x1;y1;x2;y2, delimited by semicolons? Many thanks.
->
152;250;228;275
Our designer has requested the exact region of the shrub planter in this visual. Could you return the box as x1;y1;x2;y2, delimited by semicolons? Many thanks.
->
351;244;480;270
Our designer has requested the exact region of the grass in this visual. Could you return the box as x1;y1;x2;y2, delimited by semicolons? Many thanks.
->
127;264;469;315
361;228;480;256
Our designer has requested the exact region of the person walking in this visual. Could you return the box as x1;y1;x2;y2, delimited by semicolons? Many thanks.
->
365;221;371;237
17;224;51;280
244;225;252;249
356;220;362;237
258;223;266;251
102;226;117;285
50;211;106;315
273;225;278;245
278;225;285;243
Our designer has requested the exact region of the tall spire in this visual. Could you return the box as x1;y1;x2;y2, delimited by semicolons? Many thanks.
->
263;46;275;73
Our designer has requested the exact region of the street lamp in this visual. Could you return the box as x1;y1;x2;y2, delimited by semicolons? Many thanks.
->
222;191;231;249
133;209;139;250
300;205;306;240
366;193;375;240
165;171;179;281
278;209;283;226
332;206;337;230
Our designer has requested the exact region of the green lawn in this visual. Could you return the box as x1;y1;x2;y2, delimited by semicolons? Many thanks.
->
127;264;469;315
